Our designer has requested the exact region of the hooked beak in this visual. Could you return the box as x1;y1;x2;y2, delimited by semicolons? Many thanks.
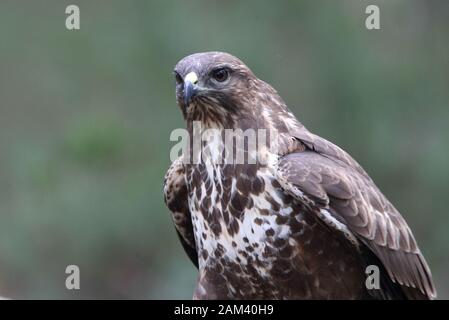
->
183;72;199;106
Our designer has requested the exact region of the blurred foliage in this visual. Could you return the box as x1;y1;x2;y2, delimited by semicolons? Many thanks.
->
63;116;126;165
0;0;447;299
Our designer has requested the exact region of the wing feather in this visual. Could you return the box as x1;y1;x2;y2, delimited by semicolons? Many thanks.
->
163;157;198;268
276;145;436;299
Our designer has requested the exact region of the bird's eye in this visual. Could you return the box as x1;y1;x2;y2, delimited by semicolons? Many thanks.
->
211;68;229;83
174;72;183;85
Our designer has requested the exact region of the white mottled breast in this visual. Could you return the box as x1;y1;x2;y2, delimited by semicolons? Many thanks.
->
188;161;294;276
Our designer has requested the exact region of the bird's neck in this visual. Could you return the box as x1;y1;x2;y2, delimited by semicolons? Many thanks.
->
184;85;306;165
184;113;289;167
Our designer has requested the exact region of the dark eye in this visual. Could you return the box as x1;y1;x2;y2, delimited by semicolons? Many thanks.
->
174;71;183;85
211;68;229;82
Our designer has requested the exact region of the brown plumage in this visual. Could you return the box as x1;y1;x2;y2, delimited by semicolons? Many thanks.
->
164;52;436;299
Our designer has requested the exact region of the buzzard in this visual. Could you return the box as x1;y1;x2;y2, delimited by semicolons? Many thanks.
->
164;52;436;299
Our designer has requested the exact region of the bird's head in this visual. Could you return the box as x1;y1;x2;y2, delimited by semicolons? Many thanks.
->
173;52;265;128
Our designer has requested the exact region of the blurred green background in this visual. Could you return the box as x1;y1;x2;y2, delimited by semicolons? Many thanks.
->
0;0;448;299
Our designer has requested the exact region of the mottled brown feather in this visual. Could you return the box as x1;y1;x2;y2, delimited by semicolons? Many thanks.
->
163;157;198;268
277;148;436;299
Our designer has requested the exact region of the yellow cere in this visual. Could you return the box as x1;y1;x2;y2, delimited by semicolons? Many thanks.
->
184;72;198;84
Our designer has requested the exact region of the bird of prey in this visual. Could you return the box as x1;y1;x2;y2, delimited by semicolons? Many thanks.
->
164;52;436;299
